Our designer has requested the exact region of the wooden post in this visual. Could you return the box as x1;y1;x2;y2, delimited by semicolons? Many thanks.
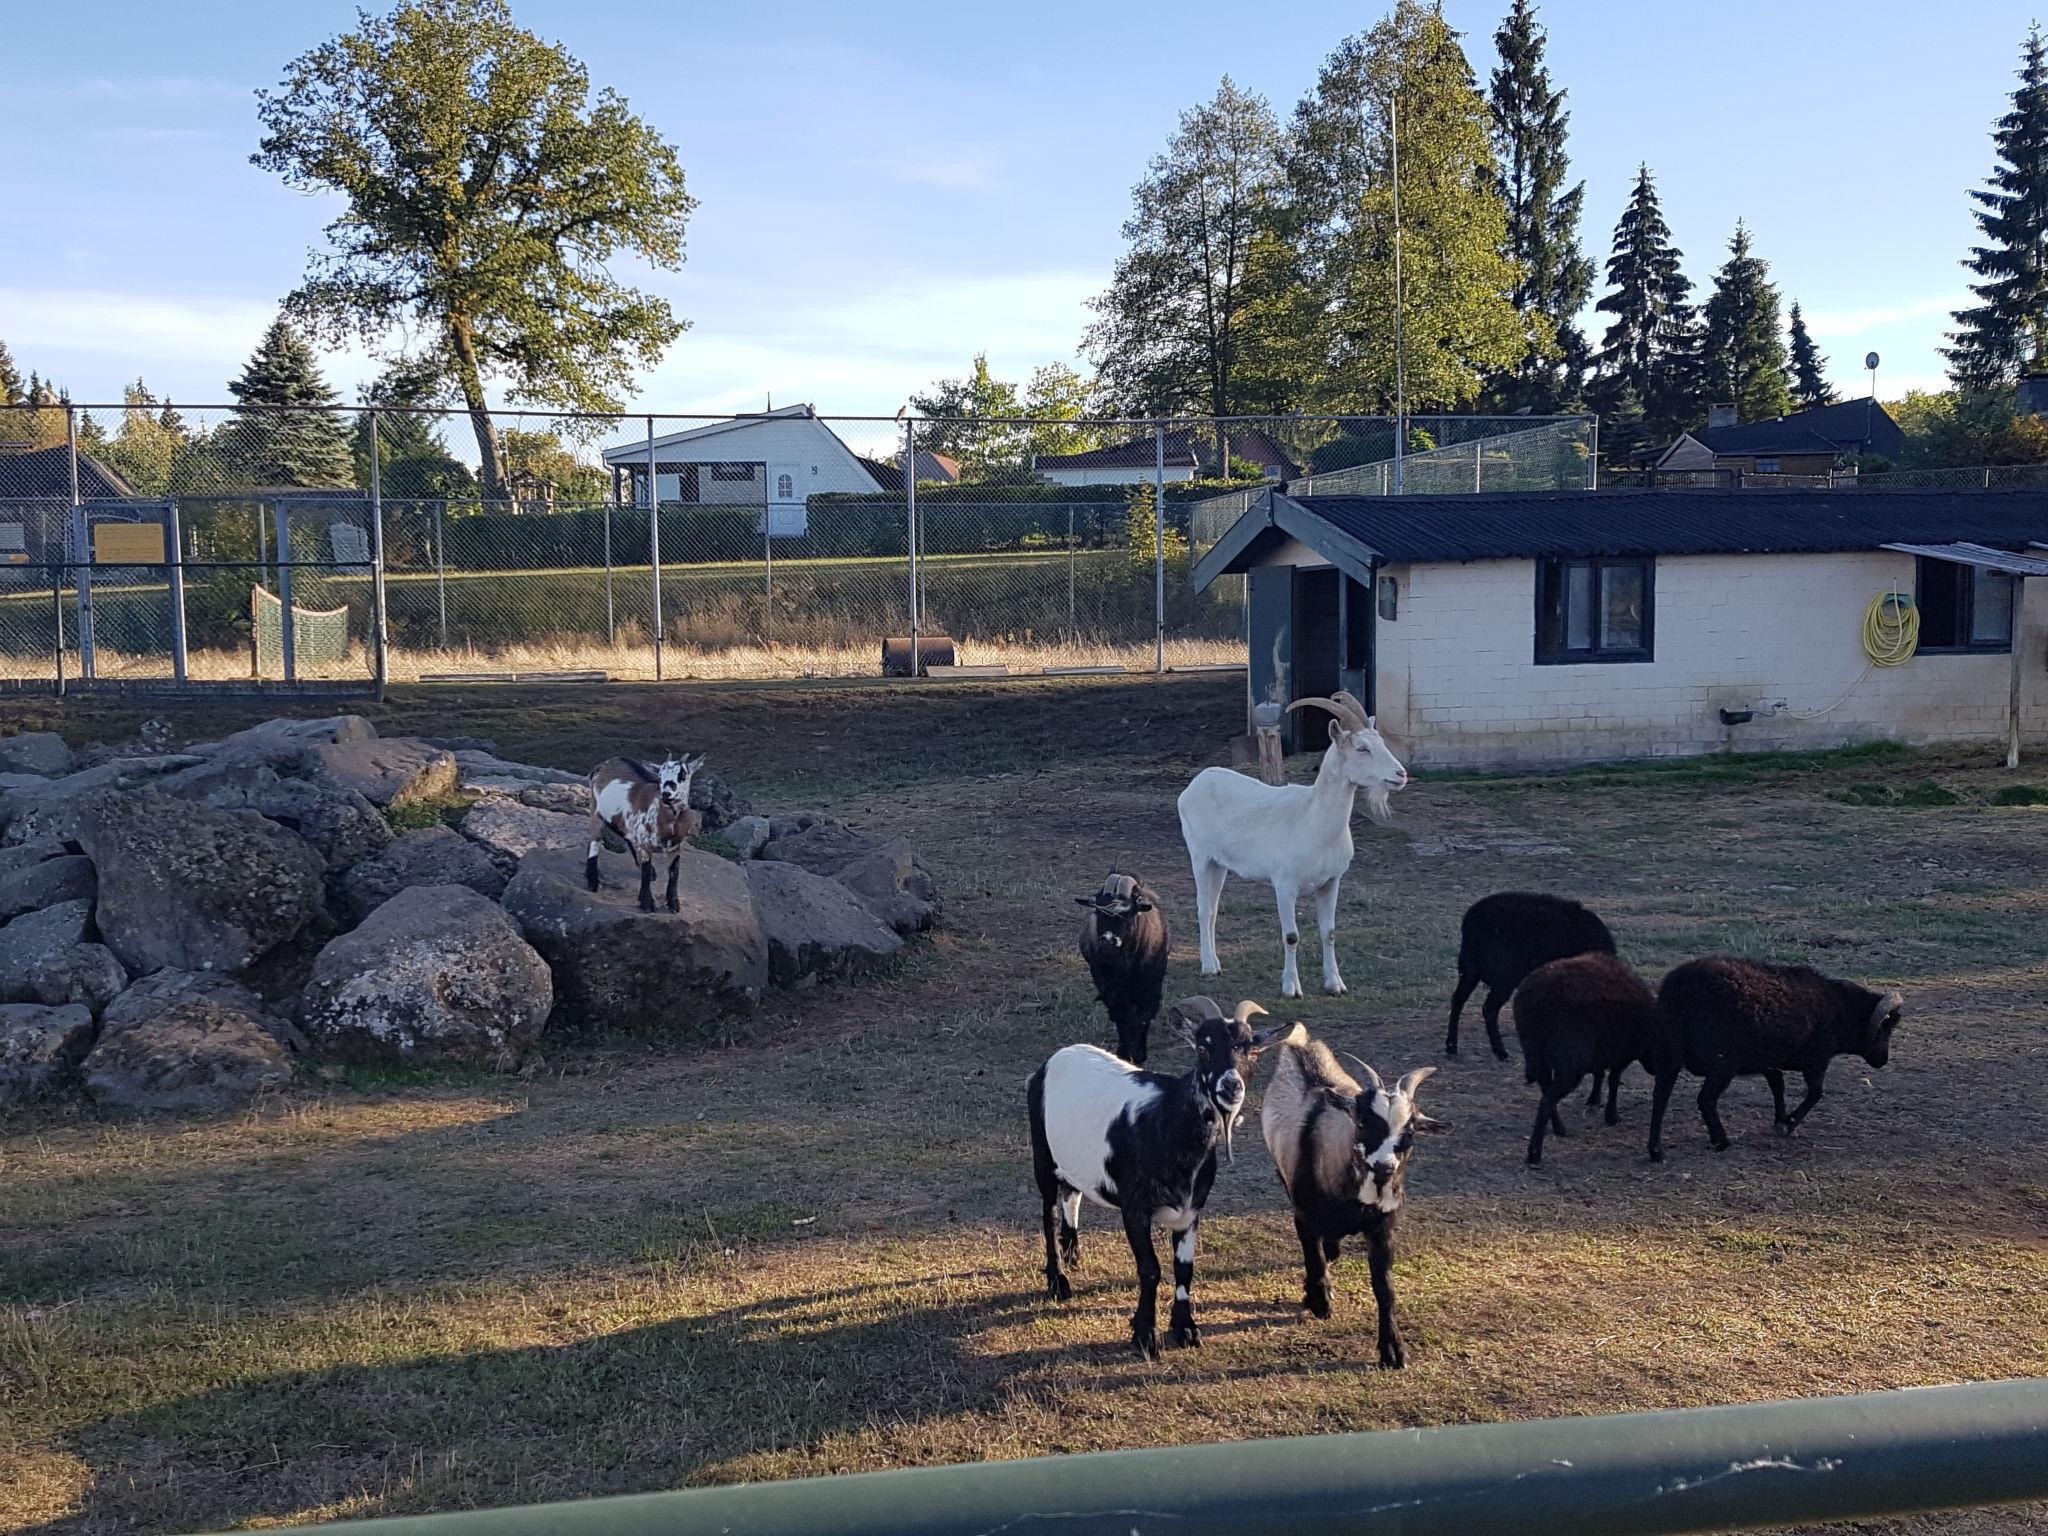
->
2009;576;2026;770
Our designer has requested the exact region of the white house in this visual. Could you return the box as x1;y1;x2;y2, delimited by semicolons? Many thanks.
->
1191;487;2048;771
600;405;891;536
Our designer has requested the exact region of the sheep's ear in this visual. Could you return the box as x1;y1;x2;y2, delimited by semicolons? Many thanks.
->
1321;1087;1358;1114
1396;1066;1437;1100
1168;1011;1201;1047
1132;900;1154;913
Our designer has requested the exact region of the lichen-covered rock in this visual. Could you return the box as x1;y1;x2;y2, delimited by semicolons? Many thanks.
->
724;815;773;859
203;777;392;871
338;826;506;922
0;899;93;1003
690;769;751;833
306;737;457;808
743;860;903;984
1;756;206;846
759;821;937;935
0;1003;95;1105
212;716;376;756
99;966;301;1049
0;731;73;777
502;845;766;1034
452;750;582;787
301;884;552;1066
82;1001;291;1112
0;852;94;922
75;790;326;976
460;798;588;863
30;943;128;1014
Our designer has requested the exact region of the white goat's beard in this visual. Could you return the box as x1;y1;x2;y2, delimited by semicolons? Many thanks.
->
1361;785;1394;824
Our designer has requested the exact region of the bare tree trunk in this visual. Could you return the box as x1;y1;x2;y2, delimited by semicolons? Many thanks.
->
448;317;507;502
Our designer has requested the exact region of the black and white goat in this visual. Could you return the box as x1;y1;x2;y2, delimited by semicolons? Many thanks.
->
1260;1024;1440;1367
1648;957;1903;1161
587;753;704;912
1075;872;1170;1065
1028;997;1283;1359
1178;690;1409;999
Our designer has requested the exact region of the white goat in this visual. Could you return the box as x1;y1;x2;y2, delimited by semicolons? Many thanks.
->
1177;691;1408;999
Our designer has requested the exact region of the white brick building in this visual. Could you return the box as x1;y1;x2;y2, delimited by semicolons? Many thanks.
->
1191;488;2048;771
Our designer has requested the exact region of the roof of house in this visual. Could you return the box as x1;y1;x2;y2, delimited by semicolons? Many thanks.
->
1681;398;1907;461
853;450;963;492
1190;487;2048;589
0;445;138;500
1036;426;1302;475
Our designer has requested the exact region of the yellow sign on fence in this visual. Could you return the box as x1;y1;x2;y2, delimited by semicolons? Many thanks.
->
93;523;165;565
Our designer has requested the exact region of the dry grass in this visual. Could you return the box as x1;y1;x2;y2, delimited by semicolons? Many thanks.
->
2;677;2046;1535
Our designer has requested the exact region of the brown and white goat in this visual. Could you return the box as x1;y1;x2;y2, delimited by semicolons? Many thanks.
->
587;753;704;912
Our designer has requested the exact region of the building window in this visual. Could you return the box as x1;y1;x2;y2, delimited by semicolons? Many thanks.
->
709;462;754;482
775;473;795;500
1915;557;2014;652
1754;457;1781;474
1536;556;1654;663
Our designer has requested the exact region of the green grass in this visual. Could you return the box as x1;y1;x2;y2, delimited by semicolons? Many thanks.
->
382;789;478;831
1991;783;2048;806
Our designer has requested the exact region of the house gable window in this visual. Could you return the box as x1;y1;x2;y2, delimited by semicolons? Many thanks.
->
708;462;755;482
1535;556;1654;664
1915;557;2014;652
775;472;795;500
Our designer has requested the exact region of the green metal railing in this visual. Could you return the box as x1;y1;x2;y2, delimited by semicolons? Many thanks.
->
200;1378;2048;1536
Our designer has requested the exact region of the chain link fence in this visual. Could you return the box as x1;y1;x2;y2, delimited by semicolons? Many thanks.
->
0;402;1593;690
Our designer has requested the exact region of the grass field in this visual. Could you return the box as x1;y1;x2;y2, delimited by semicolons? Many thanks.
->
2;676;2045;1535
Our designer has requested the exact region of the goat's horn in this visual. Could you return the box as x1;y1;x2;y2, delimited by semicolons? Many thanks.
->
1339;1050;1385;1093
1287;694;1369;733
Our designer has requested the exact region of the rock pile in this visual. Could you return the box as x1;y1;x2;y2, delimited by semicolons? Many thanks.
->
0;716;931;1114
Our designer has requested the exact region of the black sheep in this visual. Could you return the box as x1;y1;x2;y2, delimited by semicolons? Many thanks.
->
1648;956;1903;1161
1447;891;1616;1060
1513;952;1659;1165
1076;872;1170;1066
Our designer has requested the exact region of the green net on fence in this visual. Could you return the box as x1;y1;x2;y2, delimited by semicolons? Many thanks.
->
252;584;350;677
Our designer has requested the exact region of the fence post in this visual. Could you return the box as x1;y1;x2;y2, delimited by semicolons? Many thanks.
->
275;500;297;684
905;416;919;670
1588;416;1600;490
646;415;664;681
67;406;95;682
1153;422;1166;674
369;412;389;696
603;500;615;646
433;499;448;651
50;561;65;697
1067;504;1076;637
1474;437;1483;492
165;498;189;686
763;490;774;651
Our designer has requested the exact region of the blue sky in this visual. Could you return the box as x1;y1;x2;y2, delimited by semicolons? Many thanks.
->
1;0;2034;419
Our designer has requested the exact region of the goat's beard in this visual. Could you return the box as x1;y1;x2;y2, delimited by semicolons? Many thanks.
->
1360;785;1394;824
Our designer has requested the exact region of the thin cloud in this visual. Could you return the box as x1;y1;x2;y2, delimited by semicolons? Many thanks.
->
18;76;245;105
1803;294;1965;337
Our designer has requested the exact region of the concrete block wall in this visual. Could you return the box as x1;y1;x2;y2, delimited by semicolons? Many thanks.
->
1372;551;2048;770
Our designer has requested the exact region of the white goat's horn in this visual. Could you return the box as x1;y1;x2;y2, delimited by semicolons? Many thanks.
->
1339;1050;1385;1093
1287;693;1369;733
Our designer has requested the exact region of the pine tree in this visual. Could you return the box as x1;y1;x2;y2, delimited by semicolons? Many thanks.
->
220;319;356;488
1486;0;1595;410
1593;165;1696;434
102;378;187;496
1787;301;1835;408
1700;221;1793;422
1947;25;2048;385
0;341;22;406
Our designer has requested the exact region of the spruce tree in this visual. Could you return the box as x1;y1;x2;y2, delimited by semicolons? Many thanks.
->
1700;221;1793;422
0;341;22;406
221;318;356;488
1947;25;2048;385
1787;301;1835;408
1593;165;1696;434
1487;0;1595;410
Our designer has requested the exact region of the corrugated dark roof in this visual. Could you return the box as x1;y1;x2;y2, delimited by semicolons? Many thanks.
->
1287;488;2048;564
0;445;137;499
1694;398;1906;458
1037;426;1301;474
1694;423;1840;455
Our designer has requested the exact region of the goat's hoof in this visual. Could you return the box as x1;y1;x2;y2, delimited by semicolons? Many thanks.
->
1490;1047;1511;1063
1047;1273;1072;1302
1526;1151;1543;1166
1774;1119;1795;1137
1648;1146;1665;1163
1131;1325;1161;1361
665;898;681;914
1170;1321;1201;1350
1711;1137;1731;1153
1281;982;1303;1000
1303;1291;1332;1320
1378;1337;1406;1370
1443;1043;1458;1058
1323;981;1348;996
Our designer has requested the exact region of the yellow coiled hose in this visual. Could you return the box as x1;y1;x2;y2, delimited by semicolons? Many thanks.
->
1863;591;1919;667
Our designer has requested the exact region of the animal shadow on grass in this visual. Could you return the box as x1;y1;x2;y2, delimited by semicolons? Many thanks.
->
22;1275;1061;1536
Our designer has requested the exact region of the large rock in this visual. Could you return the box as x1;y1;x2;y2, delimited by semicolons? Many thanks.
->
502;845;767;1033
212;715;377;756
306;737;457;808
723;815;773;859
460;798;588;864
760;821;937;935
338;826;506;922
467;779;592;817
453;750;582;787
301;884;553;1066
0;853;94;922
30;944;128;1014
691;770;751;833
0;1003;95;1106
0;732;73;777
75;790;326;976
82;1001;291;1113
207;777;391;871
0;899;93;1003
100;967;299;1050
744;861;903;984
1;756;207;846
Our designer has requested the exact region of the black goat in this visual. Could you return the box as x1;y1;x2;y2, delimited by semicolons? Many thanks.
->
1028;997;1282;1359
1259;1024;1442;1367
1075;872;1170;1065
1447;891;1616;1060
1648;956;1903;1161
1513;953;1659;1165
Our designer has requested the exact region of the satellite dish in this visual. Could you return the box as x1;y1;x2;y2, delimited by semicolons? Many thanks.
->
1864;351;1881;371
